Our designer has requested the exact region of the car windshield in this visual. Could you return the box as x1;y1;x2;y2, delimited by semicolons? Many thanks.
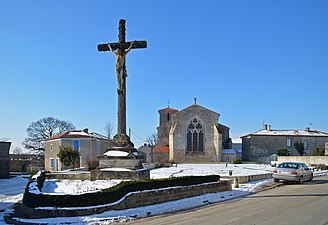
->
278;163;299;169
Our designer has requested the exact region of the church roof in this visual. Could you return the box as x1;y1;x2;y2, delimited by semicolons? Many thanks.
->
180;104;220;116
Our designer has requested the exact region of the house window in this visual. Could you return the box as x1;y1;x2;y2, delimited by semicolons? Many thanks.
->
96;140;101;154
186;118;204;152
50;158;54;169
50;144;53;151
167;113;170;121
286;138;292;147
73;140;80;151
55;158;60;171
304;140;308;150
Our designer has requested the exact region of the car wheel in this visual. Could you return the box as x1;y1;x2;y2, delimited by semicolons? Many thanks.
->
298;176;303;184
309;174;313;181
273;178;279;182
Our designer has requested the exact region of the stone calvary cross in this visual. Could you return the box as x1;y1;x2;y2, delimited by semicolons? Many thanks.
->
98;19;147;148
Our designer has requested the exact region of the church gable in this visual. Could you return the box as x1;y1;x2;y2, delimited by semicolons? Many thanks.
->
156;102;230;164
178;104;219;123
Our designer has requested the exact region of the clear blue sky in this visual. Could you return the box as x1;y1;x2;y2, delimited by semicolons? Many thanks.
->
1;1;328;150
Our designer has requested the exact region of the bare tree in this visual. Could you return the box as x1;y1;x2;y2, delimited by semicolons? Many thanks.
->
104;122;114;139
24;117;75;152
0;137;10;142
146;132;158;146
58;120;75;133
11;146;23;154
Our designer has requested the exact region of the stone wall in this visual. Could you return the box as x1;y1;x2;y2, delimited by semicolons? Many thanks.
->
21;180;231;219
0;142;11;179
278;156;328;166
90;169;150;180
221;173;273;184
46;171;91;180
98;157;142;169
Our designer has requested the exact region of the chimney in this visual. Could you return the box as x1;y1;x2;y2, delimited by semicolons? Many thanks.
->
305;127;310;132
83;128;89;133
263;124;268;130
268;125;271;131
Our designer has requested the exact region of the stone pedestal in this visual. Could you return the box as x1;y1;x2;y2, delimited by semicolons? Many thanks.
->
99;134;144;170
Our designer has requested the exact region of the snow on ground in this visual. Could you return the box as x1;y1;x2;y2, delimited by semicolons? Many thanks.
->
30;179;123;195
151;163;273;179
15;178;274;225
0;176;29;224
2;165;328;224
104;151;129;157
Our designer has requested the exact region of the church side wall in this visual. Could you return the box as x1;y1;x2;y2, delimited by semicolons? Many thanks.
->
218;124;231;149
214;125;222;162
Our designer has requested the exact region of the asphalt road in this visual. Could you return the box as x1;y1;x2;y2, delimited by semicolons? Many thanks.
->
128;176;328;225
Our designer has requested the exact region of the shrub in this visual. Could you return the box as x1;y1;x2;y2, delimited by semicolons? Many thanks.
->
57;146;80;169
22;175;220;208
232;158;242;164
277;148;289;156
87;158;99;170
309;148;325;156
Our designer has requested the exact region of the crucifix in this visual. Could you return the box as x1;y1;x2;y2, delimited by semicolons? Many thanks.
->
98;19;147;145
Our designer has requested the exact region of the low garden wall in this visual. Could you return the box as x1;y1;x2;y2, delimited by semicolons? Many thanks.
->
221;173;273;184
90;169;150;180
46;169;150;181
278;156;328;166
46;171;91;180
21;180;231;219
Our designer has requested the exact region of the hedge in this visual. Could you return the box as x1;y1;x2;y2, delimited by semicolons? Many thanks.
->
23;175;220;208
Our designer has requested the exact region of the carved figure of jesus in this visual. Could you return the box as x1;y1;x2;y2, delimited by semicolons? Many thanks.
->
108;42;134;92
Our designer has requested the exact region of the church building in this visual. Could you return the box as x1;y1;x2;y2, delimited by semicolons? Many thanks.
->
155;100;232;163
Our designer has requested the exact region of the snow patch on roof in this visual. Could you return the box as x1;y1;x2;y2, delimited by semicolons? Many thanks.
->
245;129;328;137
69;131;90;136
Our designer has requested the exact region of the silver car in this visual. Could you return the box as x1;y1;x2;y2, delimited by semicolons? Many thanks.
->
273;162;313;183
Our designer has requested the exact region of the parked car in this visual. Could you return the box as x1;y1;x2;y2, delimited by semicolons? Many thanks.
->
273;162;313;183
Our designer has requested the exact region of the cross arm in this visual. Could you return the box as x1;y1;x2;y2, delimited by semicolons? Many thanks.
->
97;41;147;52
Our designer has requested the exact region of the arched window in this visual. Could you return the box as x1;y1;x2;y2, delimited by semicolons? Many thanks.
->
186;118;204;152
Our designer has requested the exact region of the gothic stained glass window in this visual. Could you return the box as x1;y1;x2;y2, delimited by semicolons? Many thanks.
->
198;131;204;151
187;131;192;151
186;118;204;152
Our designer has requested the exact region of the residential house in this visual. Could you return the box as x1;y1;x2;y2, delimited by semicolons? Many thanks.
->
45;129;111;171
241;124;328;163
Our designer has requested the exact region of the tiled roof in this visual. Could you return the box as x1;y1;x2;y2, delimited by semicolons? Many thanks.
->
46;130;109;141
241;129;328;138
158;107;179;113
153;146;169;153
